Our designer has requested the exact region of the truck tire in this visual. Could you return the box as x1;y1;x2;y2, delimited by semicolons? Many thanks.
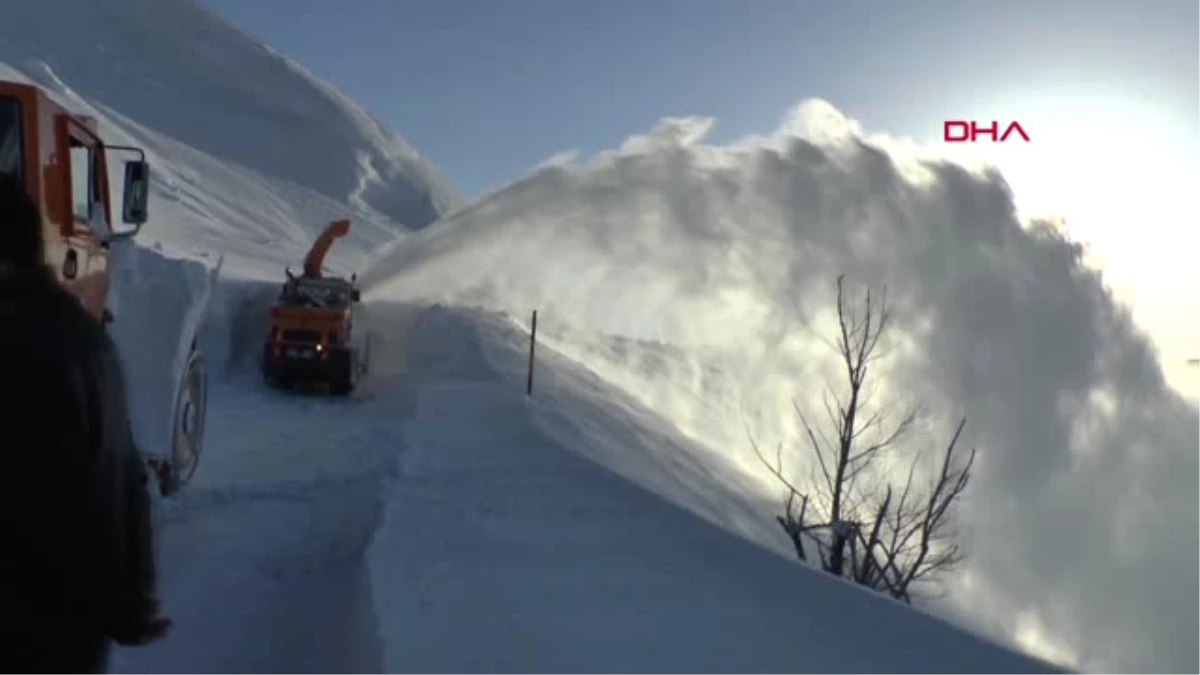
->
261;342;274;383
166;347;207;496
261;342;292;388
329;347;356;396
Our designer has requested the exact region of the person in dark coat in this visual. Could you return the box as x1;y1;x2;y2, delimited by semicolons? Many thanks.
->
0;172;171;672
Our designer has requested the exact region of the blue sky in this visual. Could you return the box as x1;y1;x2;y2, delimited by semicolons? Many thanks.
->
201;0;1197;199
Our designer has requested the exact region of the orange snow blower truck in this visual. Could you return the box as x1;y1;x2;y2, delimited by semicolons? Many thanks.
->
0;79;210;496
261;218;368;395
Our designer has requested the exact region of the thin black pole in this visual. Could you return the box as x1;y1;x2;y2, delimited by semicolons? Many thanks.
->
526;310;538;396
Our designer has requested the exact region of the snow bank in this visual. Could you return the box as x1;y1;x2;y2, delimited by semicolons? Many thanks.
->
393;306;788;557
361;102;1198;671
368;305;1056;673
195;276;281;379
105;241;216;464
0;0;461;229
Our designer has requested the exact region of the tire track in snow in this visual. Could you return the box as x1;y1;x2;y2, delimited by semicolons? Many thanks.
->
117;308;419;672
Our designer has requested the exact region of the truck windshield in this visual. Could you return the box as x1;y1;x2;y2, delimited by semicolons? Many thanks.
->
281;278;351;310
0;97;22;185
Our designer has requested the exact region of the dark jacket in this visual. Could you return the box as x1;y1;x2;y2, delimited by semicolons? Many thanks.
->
0;265;159;673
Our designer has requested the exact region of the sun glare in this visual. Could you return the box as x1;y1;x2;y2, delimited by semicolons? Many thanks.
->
938;92;1199;400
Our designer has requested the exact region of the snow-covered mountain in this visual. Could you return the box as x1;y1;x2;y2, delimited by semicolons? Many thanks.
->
1;1;1193;673
0;0;461;233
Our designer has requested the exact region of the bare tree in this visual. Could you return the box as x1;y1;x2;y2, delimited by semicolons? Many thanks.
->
750;274;976;603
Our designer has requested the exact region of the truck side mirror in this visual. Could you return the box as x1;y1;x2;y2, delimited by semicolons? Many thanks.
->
121;160;149;227
351;289;361;302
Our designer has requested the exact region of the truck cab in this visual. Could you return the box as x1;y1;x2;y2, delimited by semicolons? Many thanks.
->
0;80;149;319
263;273;364;395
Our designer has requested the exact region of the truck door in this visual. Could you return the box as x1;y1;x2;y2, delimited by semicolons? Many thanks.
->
59;117;110;319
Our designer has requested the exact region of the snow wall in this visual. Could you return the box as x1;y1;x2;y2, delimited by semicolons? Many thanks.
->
106;241;218;463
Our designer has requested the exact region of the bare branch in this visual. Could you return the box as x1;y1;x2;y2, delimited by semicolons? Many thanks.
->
795;401;836;497
750;273;975;602
745;421;805;499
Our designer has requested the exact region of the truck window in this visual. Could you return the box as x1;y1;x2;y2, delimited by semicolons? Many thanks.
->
0;97;22;184
69;139;92;222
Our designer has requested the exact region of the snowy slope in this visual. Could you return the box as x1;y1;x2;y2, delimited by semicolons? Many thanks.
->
0;0;461;232
368;307;1057;673
0;59;409;278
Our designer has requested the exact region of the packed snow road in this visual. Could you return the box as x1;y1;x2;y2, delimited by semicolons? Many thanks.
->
111;374;416;672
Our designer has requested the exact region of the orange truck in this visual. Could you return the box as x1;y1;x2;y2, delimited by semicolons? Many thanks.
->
0;79;209;496
261;218;368;395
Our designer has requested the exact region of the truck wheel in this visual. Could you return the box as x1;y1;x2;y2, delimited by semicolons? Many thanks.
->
167;347;207;495
329;347;356;396
261;342;278;387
